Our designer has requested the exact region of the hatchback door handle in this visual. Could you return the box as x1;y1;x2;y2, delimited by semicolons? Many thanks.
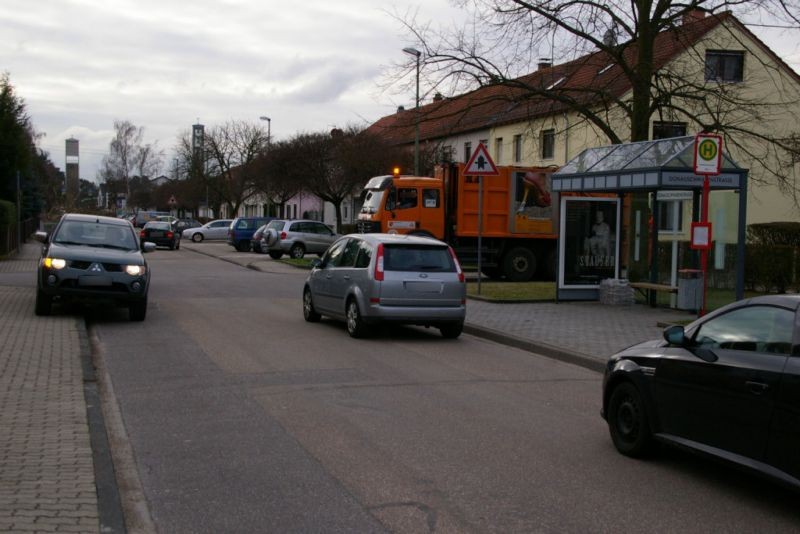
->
746;381;769;395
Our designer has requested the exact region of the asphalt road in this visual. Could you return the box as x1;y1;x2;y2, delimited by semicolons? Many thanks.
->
81;247;800;533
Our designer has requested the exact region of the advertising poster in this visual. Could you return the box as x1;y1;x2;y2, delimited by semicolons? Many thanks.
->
559;197;620;287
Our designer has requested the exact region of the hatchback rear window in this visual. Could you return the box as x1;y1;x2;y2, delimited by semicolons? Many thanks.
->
383;245;455;272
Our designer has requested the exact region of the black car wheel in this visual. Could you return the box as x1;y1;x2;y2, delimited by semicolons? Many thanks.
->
607;382;652;457
129;299;147;322
290;243;306;259
35;289;52;316
192;233;203;243
346;299;367;338
268;250;283;260
439;321;464;339
303;288;321;322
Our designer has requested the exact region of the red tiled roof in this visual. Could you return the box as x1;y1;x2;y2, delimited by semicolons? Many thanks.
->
368;12;744;145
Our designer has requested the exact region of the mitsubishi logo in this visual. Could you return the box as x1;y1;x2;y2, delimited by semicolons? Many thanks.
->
89;263;103;273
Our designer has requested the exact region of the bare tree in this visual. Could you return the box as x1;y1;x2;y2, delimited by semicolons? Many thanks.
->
396;1;800;194
254;140;305;218
204;120;269;216
98;120;163;204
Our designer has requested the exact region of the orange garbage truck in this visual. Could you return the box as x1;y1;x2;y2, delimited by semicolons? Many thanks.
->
356;163;560;281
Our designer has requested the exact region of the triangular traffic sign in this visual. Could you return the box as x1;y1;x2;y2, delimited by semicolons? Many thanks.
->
464;143;499;176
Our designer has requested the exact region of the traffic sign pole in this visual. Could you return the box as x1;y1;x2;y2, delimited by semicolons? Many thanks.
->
464;142;499;295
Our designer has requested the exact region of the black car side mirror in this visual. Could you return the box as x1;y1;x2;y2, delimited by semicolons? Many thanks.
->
34;230;49;243
663;324;686;346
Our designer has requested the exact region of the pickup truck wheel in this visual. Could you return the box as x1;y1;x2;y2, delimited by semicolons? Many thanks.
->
35;289;52;316
502;247;536;282
129;299;147;322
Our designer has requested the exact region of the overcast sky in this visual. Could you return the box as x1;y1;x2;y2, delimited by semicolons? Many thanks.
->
2;1;799;183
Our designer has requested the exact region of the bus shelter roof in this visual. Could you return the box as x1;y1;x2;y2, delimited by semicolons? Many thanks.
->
552;136;747;193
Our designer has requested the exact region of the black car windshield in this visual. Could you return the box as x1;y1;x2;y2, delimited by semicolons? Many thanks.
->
54;221;138;250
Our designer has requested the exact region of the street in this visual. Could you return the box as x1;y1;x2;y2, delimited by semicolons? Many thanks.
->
81;246;800;532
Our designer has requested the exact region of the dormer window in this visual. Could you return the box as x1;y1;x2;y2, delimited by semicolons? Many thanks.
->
705;51;744;82
546;77;566;90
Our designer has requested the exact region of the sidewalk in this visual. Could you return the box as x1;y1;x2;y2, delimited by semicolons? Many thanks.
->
0;244;101;533
0;240;692;532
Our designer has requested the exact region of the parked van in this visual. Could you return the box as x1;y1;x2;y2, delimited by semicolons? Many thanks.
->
228;216;273;252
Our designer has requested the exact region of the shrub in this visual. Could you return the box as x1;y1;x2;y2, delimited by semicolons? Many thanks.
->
0;200;16;225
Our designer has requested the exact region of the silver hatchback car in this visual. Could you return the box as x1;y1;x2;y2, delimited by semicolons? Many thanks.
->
302;233;466;338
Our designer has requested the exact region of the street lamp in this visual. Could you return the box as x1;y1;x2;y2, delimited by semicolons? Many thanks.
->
403;47;421;176
259;116;271;147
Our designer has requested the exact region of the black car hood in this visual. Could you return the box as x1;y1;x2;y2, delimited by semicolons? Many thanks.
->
47;243;145;265
610;338;666;362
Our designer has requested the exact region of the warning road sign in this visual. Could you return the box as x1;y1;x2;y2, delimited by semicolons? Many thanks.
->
464;143;499;176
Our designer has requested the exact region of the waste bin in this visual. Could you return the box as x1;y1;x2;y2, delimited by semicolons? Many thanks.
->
677;269;703;311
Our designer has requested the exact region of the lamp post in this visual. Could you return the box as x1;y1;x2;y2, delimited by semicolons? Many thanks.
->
403;47;421;176
259;116;271;147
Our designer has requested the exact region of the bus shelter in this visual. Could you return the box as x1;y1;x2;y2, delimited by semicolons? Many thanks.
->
551;136;747;306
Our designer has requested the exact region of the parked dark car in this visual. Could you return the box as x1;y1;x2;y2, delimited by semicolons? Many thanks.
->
602;294;800;489
303;233;466;338
140;221;181;250
175;218;202;233
34;213;154;321
228;216;272;252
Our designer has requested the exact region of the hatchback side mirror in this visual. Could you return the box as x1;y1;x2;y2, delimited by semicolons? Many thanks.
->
310;258;322;269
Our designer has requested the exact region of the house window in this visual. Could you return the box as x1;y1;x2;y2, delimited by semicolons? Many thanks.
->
652;121;687;139
441;145;453;162
464;142;472;163
541;129;555;159
513;135;522;162
495;138;503;163
705;51;744;82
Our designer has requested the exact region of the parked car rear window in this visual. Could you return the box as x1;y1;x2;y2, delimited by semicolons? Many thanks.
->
384;245;454;272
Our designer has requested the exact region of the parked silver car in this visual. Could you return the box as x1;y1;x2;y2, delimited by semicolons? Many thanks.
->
302;233;466;338
261;219;337;259
182;219;233;242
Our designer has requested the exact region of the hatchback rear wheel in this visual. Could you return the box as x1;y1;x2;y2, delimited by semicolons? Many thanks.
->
607;382;652;457
346;299;367;338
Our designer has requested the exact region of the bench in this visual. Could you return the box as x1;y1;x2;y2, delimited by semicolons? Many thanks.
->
629;282;678;306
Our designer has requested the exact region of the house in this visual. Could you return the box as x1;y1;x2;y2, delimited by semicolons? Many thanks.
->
367;11;800;228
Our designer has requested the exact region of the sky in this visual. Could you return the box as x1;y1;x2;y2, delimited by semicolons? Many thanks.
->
2;1;799;183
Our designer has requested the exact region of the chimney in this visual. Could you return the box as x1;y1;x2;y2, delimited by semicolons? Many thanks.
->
433;92;443;102
537;58;552;70
397;105;405;113
682;9;705;25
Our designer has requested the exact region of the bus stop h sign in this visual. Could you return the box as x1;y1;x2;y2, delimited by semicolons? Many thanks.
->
693;134;722;175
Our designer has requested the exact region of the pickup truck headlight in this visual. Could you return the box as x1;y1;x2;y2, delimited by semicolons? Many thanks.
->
44;257;67;269
125;265;146;276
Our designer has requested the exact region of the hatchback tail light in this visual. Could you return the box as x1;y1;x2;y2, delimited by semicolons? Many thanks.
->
280;231;287;240
374;243;385;281
448;246;465;283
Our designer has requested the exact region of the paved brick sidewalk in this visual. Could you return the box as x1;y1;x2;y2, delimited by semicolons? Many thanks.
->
0;271;100;531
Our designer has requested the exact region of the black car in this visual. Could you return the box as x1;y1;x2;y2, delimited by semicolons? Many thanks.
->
35;213;154;321
140;220;181;250
602;294;800;489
